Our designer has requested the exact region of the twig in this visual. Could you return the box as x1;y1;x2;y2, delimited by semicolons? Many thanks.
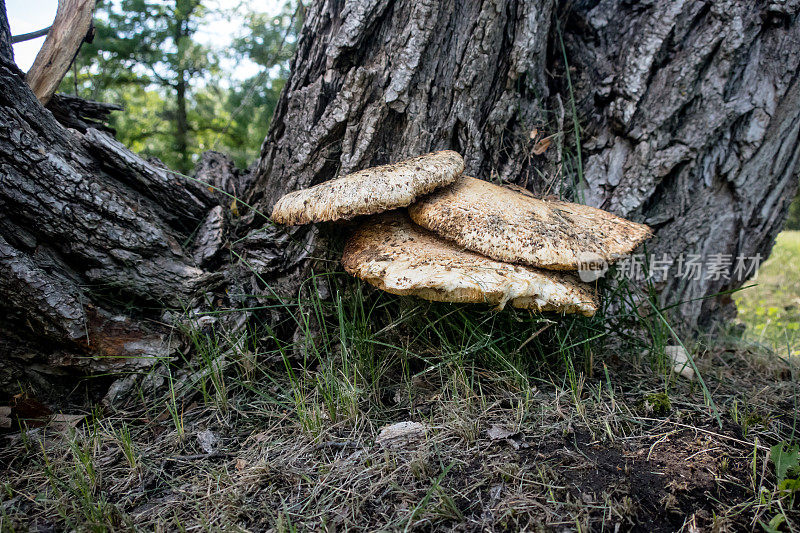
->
515;321;555;353
636;417;771;452
11;26;51;44
313;440;360;451
164;450;229;462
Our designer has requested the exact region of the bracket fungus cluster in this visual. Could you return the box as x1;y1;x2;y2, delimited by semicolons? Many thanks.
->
271;151;652;317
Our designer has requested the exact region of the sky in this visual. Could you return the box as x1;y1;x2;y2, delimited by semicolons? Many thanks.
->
6;0;285;78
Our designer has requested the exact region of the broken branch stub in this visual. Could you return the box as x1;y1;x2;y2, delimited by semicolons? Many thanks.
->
25;0;95;105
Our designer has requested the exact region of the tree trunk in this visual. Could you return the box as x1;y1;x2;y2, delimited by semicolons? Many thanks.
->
249;0;556;208
250;0;800;329
0;0;12;63
175;68;189;172
561;0;800;327
1;1;799;397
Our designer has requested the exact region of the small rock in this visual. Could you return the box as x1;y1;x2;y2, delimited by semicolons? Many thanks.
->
197;429;218;454
666;345;695;380
375;421;427;450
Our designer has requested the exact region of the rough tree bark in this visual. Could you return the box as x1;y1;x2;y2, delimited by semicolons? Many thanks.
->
0;1;12;63
1;1;799;397
250;0;800;328
0;54;214;391
563;0;800;326
0;11;295;398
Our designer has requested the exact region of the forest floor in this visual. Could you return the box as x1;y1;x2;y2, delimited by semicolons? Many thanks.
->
1;265;799;531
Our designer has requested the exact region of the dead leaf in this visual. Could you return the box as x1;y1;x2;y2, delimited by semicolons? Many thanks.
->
235;458;248;471
10;396;51;427
49;413;86;432
197;428;218;454
528;128;538;140
487;424;527;449
487;425;517;440
230;198;240;217
532;135;552;155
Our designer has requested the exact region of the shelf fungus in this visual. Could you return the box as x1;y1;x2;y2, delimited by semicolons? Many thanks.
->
342;212;598;316
272;151;651;315
408;176;652;271
271;150;464;225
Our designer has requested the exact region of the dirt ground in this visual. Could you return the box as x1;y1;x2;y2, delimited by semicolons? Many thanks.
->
1;333;798;532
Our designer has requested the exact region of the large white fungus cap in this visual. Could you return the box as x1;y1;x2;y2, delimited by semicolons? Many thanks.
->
408;176;652;270
271;151;464;225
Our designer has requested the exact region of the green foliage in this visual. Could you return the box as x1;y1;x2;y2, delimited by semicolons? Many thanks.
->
214;3;301;166
735;231;800;355
61;0;301;170
762;441;800;530
771;442;800;490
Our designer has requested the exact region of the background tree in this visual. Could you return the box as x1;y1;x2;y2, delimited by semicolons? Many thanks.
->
212;2;302;166
787;194;800;231
62;0;217;171
62;0;300;170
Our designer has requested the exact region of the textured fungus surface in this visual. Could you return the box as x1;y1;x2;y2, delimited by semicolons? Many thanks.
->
271;151;464;225
409;176;652;270
342;212;597;315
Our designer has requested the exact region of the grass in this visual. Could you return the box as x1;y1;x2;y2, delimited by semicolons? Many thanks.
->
735;231;800;356
1;270;798;531
1;87;798;528
2;126;797;531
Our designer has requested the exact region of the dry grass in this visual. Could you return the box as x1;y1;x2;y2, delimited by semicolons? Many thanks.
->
1;279;799;532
